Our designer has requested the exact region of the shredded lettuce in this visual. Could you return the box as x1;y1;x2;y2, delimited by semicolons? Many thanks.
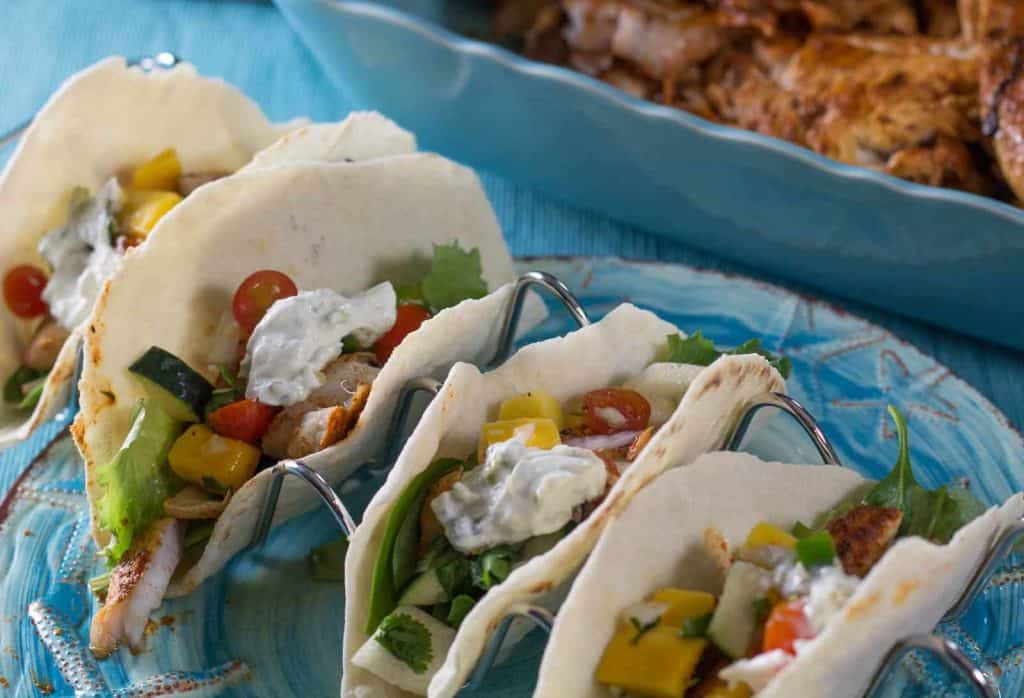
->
420;242;488;314
661;332;792;379
95;400;183;565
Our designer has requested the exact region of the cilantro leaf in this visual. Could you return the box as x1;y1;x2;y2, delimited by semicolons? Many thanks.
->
376;612;433;674
471;545;518;591
661;332;791;378
630;616;660;644
680;613;713;638
447;594;475;627
95;400;183;565
435;555;472;597
860;406;982;544
420;242;488;314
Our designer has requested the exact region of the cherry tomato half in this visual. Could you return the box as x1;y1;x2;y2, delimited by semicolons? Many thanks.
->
3;265;49;319
231;270;298;333
582;388;651;435
207;399;279;443
374;304;432;364
762;599;815;655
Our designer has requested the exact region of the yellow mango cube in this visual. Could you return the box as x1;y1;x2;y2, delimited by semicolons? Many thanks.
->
652;588;716;627
132;148;182;191
596;622;707;698
120;189;183;238
478;418;560;461
746;522;797;550
498;391;564;429
168;425;260;493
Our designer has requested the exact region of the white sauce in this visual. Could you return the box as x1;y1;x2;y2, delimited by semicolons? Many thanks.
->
802;565;860;633
431;438;607;554
244;282;396;406
620;362;704;426
719;649;792;692
38;179;123;330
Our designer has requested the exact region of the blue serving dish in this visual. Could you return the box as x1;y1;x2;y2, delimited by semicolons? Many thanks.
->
275;0;1023;351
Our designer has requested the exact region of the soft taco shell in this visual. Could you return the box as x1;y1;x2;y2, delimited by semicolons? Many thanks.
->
73;147;519;596
535;451;1024;698
342;304;787;697
0;56;294;450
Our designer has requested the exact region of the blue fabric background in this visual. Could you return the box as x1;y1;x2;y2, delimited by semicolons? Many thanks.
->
1;0;1022;434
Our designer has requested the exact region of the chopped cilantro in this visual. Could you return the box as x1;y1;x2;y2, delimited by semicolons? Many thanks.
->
420;242;488;314
435;555;472;597
680;613;713;638
661;332;792;379
630;617;660;644
376;612;433;674
471;546;518;591
447;594;475;627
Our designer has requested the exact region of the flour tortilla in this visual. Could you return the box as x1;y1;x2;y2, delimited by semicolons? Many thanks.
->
73;142;522;596
342;304;787;697
0;56;297;451
535;452;1024;698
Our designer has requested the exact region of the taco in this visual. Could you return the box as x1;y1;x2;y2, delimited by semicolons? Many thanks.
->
342;304;789;697
535;409;1023;698
0;56;301;450
73;122;525;657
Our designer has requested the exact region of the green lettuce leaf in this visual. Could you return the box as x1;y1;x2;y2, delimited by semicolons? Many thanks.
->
661;332;792;379
95;400;183;565
420;242;488;314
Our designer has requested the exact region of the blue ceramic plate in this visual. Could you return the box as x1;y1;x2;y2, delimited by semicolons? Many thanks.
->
1;258;1021;696
274;0;1024;352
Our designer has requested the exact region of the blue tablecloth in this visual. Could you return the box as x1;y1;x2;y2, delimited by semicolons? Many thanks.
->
2;0;1023;435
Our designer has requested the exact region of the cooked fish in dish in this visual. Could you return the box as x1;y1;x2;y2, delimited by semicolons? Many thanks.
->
501;0;1024;206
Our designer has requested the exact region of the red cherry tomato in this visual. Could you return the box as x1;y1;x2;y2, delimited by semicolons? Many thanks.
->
3;265;49;319
374;304;432;364
207;399;279;443
582;388;651;435
231;270;298;333
762;600;815;655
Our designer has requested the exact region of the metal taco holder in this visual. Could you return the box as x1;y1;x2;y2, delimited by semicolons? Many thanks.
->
244;287;1013;696
0;52;181;150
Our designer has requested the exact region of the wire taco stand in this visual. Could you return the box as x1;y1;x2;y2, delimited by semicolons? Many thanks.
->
247;304;1013;696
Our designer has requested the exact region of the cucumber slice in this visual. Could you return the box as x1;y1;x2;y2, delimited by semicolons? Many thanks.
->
129;347;214;422
707;561;768;659
397;568;449;606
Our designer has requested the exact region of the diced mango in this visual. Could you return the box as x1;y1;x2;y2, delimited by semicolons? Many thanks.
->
132;148;182;191
652;588;716;627
119;189;183;238
595;623;707;698
478;418;560;461
498;391;564;429
564;413;587;431
703;679;753;698
168;424;260;493
746;522;797;550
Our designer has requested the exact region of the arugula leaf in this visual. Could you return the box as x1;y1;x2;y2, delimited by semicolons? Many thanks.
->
4;366;45;406
860;406;982;544
95;400;184;565
376;612;433;674
471;545;518;591
661;332;792;379
309;537;349;583
447;594;475;627
420;242;488;314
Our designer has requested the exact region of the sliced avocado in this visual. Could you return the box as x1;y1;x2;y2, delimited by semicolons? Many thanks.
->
129;346;213;422
707;561;767;659
398;568;449;607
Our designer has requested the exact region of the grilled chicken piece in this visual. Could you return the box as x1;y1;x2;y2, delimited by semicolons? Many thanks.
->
261;353;380;459
22;318;70;371
961;0;1024;41
90;518;183;658
884;135;990;194
980;39;1024;202
800;0;918;34
826;505;902;577
919;0;961;37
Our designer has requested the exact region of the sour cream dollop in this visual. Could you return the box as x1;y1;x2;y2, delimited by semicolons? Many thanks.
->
244;282;396;406
432;437;607;554
38;179;123;330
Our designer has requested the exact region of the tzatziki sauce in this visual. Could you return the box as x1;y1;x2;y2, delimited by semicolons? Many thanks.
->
38;179;123;330
431;436;607;554
244;282;396;406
